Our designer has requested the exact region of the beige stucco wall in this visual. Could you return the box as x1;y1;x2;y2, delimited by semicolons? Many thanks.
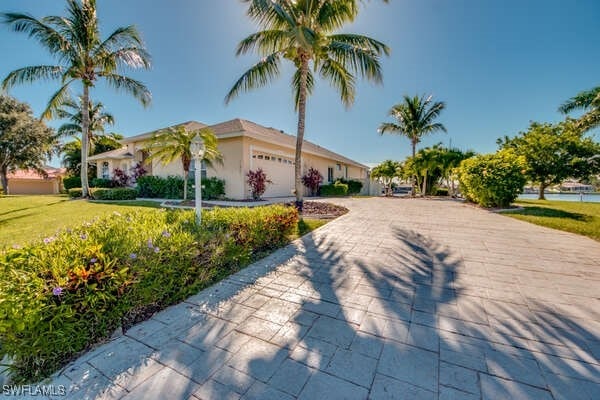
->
206;137;245;199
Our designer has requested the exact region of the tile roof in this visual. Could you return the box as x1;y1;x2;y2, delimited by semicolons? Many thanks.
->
87;147;134;161
7;167;66;180
121;121;207;144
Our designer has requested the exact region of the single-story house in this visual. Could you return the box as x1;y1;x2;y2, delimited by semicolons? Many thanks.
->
6;167;66;195
559;181;595;192
88;118;370;199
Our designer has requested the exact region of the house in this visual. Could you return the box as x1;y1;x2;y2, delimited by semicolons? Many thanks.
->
559;181;595;193
88;119;370;199
6;167;66;195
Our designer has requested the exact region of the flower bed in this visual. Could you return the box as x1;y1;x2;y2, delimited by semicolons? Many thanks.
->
0;205;298;383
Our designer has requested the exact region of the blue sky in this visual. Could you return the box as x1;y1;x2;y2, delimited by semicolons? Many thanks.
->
1;0;599;167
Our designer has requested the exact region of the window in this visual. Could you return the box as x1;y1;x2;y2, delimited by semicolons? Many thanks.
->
265;156;270;160
257;155;263;159
101;162;109;179
189;159;207;180
327;167;334;183
336;164;341;171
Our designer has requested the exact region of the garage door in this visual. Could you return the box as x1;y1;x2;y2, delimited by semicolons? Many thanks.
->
251;152;294;197
8;180;56;194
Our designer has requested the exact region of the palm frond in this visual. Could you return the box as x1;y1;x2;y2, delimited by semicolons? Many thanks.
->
2;65;63;90
237;30;291;56
327;41;384;83
2;12;72;57
41;79;74;120
559;86;600;114
378;122;402;135
225;53;282;104
319;58;356;108
101;73;151;106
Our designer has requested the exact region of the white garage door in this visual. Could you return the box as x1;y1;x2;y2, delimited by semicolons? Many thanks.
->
251;152;294;197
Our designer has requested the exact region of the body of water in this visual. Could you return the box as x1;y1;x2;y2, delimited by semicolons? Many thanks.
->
518;193;600;203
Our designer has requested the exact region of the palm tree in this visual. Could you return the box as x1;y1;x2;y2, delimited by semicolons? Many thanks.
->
378;94;447;195
145;126;223;200
226;0;389;209
559;86;600;132
2;0;151;197
56;97;115;155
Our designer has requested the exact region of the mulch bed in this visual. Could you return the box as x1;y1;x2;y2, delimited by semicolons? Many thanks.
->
287;201;349;219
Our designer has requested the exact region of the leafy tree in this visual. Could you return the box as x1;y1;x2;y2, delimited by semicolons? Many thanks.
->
559;86;600;133
56;97;114;154
2;0;151;197
379;94;447;195
61;133;123;178
145;126;222;200
226;0;389;208
0;95;56;193
499;121;600;200
371;160;402;196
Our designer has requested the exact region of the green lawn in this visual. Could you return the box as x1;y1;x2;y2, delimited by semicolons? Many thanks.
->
0;195;329;247
0;195;161;247
502;199;600;241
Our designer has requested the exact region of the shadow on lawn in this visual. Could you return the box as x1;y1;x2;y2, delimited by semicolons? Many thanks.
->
508;206;591;222
51;222;600;399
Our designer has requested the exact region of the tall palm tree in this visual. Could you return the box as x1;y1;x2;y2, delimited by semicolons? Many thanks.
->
559;86;600;132
226;0;389;209
145;126;223;200
2;0;151;197
56;97;114;155
378;94;447;194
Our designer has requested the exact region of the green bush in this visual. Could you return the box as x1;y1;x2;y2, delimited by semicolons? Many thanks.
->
457;150;526;207
90;178;113;188
336;178;363;194
433;187;449;196
0;205;298;383
201;177;226;200
63;176;81;190
92;188;138;200
67;188;83;198
320;181;349;196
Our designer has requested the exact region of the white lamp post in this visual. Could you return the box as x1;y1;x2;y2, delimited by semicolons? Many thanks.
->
190;136;205;225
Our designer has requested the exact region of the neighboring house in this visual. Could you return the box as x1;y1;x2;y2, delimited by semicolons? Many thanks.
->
88;119;370;199
6;167;66;195
559;181;595;192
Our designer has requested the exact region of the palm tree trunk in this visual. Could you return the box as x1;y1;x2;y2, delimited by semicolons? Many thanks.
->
422;169;428;195
294;57;309;211
81;84;91;198
183;168;188;200
411;140;417;196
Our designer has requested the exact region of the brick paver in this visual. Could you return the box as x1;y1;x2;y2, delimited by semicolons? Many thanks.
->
43;198;600;399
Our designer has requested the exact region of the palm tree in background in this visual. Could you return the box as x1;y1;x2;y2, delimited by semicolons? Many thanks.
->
226;0;389;209
56;97;115;155
145;126;223;200
379;94;447;194
2;0;151;197
559;86;600;132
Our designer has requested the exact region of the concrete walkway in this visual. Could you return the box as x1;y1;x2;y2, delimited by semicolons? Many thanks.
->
44;198;599;399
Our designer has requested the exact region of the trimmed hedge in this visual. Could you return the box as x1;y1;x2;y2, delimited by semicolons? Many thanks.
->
457;150;526;207
63;176;81;190
93;188;138;200
0;205;298;383
320;182;348;196
433;187;449;196
67;188;83;198
136;175;225;200
90;178;113;188
336;178;363;195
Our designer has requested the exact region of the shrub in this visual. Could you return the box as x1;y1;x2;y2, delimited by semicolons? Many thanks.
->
136;176;185;199
302;168;323;196
90;178;113;188
111;168;130;187
0;205;298;383
63;176;81;190
67;188;83;198
130;162;148;181
433;187;449;196
336;178;363;195
201;177;226;200
457;150;526;207
320;181;348;196
92;188;138;200
246;168;272;200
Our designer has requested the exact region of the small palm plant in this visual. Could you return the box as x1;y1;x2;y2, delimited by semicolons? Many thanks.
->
226;0;389;208
2;0;151;197
145;126;222;200
379;95;447;195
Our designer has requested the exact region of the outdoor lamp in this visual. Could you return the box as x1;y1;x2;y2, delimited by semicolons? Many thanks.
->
190;136;205;225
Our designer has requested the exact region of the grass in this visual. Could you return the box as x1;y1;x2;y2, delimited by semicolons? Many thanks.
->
0;195;330;247
501;199;600;241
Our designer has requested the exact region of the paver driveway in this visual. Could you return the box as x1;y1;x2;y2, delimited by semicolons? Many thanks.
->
47;198;600;400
